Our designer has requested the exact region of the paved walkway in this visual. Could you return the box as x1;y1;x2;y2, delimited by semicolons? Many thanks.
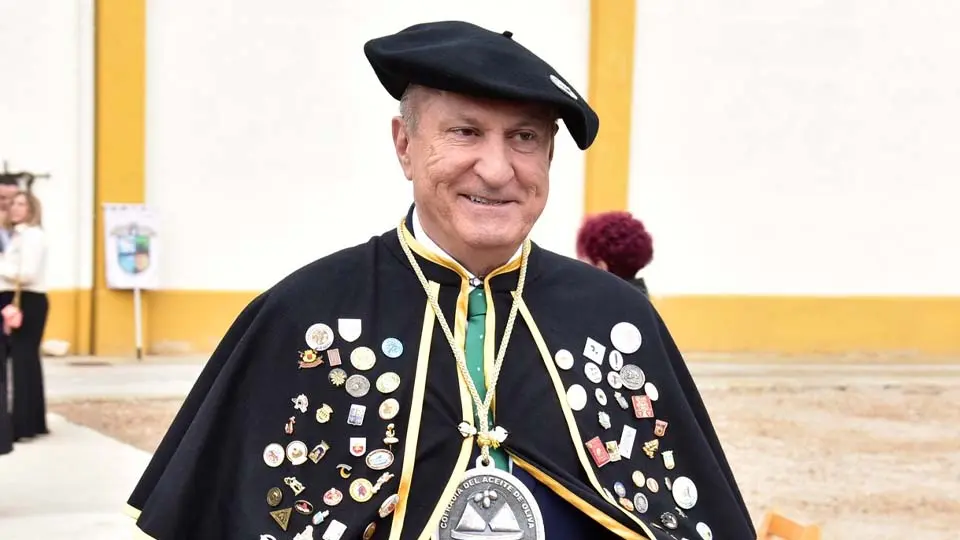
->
0;356;205;540
0;415;151;539
1;354;958;539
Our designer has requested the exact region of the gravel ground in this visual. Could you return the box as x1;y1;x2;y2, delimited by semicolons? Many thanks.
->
49;381;960;539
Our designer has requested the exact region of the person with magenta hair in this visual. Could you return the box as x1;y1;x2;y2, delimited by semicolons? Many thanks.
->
576;211;654;297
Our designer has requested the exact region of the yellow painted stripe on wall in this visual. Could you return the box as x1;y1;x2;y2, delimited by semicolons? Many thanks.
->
125;291;960;359
43;289;85;349
144;291;259;355
584;0;637;215
653;295;960;357
93;0;146;356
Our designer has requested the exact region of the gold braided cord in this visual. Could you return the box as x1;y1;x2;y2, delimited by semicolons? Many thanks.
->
396;222;529;464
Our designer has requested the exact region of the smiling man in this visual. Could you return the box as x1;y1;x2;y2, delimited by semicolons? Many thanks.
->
127;21;754;540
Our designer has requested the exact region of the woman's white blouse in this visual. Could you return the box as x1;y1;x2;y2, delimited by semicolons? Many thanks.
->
0;224;47;293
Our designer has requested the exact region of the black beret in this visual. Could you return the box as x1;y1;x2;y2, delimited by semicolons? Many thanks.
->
364;20;600;150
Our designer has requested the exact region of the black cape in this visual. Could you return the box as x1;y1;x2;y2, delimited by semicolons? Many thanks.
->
127;214;754;540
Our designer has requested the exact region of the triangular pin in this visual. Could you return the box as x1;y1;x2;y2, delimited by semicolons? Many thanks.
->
270;507;292;531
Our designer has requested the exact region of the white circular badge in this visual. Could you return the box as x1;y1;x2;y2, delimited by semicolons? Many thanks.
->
610;322;642;354
549;74;578;100
644;381;660;401
305;323;334;351
263;443;285;468
286;440;308;465
672;476;699;510
554;349;574;370
566;384;587;411
350;346;377;371
584;362;603;384
608;350;624;372
595;388;607;406
697;522;713;540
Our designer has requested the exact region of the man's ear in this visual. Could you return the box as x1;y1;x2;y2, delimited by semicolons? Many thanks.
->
392;117;414;180
548;122;560;162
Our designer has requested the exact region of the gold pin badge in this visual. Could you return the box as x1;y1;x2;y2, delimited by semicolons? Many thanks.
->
642;439;660;459
266;487;283;507
383;423;399;450
350;478;375;502
283;477;305;496
269;507;292;531
329;368;348;387
363;522;377;540
309;441;330;463
297;350;323;369
337;464;353;479
315;404;333;424
605;440;622;462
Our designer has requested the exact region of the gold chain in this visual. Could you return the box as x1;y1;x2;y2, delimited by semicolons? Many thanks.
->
396;221;529;465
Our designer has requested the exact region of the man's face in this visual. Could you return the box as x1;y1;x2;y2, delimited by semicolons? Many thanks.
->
392;89;556;266
0;185;18;211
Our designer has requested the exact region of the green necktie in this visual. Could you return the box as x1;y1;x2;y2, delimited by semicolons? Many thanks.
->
465;286;509;471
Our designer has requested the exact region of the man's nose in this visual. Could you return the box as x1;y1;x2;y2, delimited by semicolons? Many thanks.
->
473;137;514;188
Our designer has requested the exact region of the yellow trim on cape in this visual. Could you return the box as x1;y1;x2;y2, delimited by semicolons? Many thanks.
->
390;281;442;539
123;504;141;519
515;295;658;540
417;279;475;539
123;505;158;539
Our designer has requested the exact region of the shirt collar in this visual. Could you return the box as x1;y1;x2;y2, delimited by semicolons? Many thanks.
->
411;206;522;285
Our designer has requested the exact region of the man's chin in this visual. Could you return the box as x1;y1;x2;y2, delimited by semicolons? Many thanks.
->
459;230;525;256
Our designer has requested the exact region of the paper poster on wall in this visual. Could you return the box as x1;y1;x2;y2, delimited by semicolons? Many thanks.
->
103;203;160;290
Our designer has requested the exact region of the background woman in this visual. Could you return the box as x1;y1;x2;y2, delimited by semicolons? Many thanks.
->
575;211;655;296
0;190;50;441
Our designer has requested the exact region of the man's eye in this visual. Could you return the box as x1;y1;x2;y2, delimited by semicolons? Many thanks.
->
515;132;537;142
452;128;478;137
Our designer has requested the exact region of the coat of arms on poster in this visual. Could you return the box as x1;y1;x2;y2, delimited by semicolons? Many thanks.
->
103;203;160;290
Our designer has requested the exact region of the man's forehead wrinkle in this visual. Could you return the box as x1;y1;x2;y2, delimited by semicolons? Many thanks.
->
436;105;555;131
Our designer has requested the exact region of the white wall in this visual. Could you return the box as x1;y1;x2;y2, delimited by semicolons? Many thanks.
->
145;0;590;291
0;0;94;291
629;0;960;296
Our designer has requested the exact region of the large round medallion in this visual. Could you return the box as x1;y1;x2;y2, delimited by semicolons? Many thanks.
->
433;465;544;540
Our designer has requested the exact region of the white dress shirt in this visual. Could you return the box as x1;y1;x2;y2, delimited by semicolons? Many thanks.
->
0;224;48;293
411;207;522;289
